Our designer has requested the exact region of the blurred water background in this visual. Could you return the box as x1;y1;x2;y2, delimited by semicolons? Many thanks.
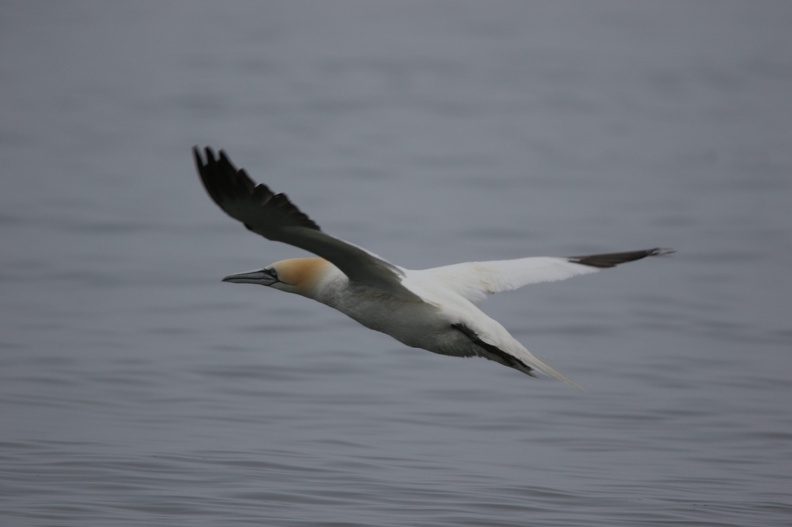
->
2;2;791;526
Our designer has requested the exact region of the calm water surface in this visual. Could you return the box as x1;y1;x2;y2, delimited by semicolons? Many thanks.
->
2;2;791;526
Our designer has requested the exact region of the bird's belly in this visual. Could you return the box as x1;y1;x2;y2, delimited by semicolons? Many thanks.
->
332;295;452;350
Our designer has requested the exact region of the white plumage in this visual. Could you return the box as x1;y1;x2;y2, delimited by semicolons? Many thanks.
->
194;147;673;385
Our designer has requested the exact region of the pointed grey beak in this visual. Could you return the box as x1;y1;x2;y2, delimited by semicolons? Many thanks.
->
222;269;277;286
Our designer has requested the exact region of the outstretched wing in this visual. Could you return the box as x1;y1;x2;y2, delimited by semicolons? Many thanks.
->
194;146;422;302
421;249;674;304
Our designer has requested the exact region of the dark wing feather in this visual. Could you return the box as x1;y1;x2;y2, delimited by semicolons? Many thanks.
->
194;146;422;301
568;248;675;268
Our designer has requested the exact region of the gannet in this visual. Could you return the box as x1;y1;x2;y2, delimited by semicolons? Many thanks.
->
194;146;673;385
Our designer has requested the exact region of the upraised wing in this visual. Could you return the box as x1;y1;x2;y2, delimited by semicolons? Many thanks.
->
421;249;674;304
194;146;422;302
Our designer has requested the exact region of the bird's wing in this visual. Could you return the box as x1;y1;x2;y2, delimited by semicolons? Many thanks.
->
421;249;674;304
194;146;422;302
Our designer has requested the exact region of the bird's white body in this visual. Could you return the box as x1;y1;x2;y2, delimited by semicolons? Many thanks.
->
227;254;614;385
317;263;499;353
194;147;673;384
278;258;550;376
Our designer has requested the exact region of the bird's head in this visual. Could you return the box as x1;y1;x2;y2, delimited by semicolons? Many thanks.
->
222;257;331;297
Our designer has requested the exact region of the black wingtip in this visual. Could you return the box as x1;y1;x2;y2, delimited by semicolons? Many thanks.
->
568;247;675;269
218;149;233;167
192;146;324;233
193;146;225;206
193;146;217;172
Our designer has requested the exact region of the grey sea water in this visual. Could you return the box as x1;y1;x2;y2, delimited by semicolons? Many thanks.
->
2;2;791;526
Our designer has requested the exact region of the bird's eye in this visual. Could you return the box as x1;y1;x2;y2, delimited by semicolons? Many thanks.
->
265;268;278;278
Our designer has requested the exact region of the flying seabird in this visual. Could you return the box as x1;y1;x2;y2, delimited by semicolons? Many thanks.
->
194;146;673;385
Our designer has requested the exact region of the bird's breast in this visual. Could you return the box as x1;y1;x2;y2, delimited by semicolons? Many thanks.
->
318;284;448;347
